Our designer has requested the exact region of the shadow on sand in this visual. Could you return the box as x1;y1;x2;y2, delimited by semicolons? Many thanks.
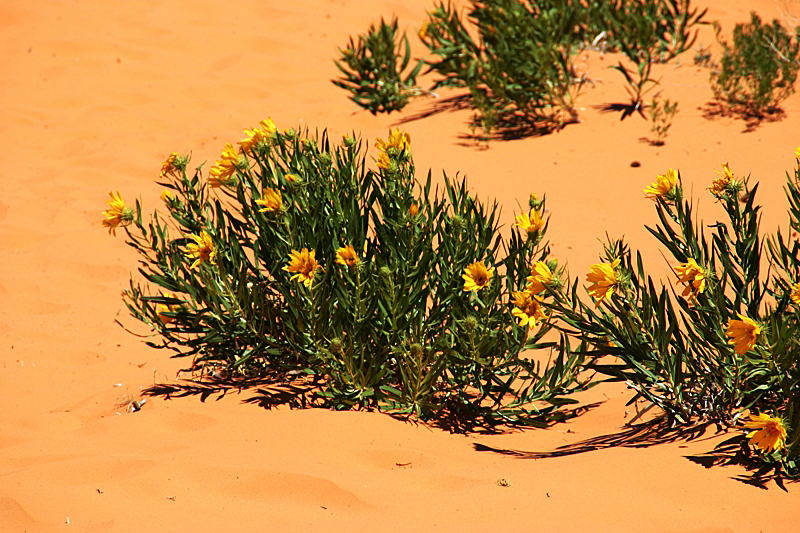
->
474;416;797;490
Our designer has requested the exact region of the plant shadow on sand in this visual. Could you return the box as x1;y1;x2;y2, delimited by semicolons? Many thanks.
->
474;416;798;491
142;370;323;409
700;101;786;133
594;102;648;121
142;372;602;435
393;92;576;147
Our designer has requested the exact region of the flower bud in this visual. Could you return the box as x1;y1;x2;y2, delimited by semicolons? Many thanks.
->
409;343;423;358
464;316;478;332
329;337;343;354
450;215;465;233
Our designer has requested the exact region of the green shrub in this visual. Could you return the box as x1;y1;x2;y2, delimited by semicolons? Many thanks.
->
420;0;591;133
648;94;679;145
601;0;706;108
333;18;424;114
545;155;800;477
418;0;704;132
105;120;587;425
711;12;800;116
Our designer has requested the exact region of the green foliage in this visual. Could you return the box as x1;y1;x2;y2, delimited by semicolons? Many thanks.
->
546;157;800;477
333;18;424;114
603;0;705;108
649;94;679;145
711;12;800;116
421;0;590;132
416;0;705;132
114;124;587;426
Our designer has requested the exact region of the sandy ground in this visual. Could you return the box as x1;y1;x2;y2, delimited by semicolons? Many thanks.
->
3;0;800;531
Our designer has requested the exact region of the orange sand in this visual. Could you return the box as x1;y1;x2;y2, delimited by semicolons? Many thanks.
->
3;0;800;531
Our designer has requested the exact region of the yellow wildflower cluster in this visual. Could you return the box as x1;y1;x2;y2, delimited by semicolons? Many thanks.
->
256;188;282;213
511;290;547;328
209;142;239;188
284;248;322;288
516;207;545;237
156;292;180;325
277;244;366;289
510;260;554;328
586;258;620;304
102;191;134;235
160;152;185;179
335;245;360;268
209;118;278;188
375;128;411;170
725;313;760;355
708;162;735;199
462;261;494;292
744;412;787;453
790;282;800;307
238;118;277;154
673;258;706;299
418;21;429;40
186;230;216;270
643;169;678;201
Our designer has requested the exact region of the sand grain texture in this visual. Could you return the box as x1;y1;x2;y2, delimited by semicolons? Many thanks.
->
3;0;800;531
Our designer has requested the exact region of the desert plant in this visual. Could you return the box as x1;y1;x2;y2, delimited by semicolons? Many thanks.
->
415;0;705;132
545;156;800;478
649;94;679;145
599;0;706;110
420;0;589;133
105;121;588;426
711;12;800;116
333;17;424;114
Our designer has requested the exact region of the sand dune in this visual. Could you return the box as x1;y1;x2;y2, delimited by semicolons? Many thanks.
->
3;0;800;531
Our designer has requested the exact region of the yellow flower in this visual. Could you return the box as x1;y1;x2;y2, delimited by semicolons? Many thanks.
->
102;190;133;235
160;152;180;179
526;261;552;294
284;173;299;183
238;127;268;153
795;146;800;161
375;128;411;154
516;209;545;235
186;230;216;269
511;290;547;327
790;282;800;306
586;258;620;303
743;412;787;453
726;313;761;355
156;292;179;325
209;143;239;188
376;152;391;170
256;188;282;213
708;162;734;199
335;245;360;268
260;117;277;136
643;169;678;200
409;202;420;216
419;21;429;40
674;258;706;299
160;189;172;203
463;261;494;292
284;248;321;288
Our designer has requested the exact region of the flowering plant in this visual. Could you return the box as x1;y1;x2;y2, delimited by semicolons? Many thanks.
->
711;12;800;117
544;153;800;477
106;123;586;426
